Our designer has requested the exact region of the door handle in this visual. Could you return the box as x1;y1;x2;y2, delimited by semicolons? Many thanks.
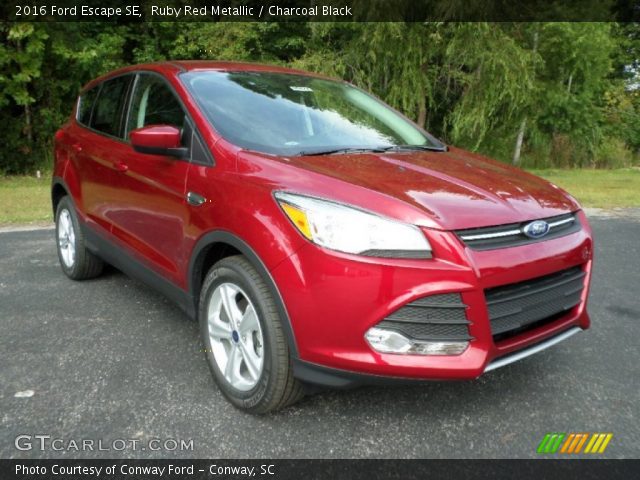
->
186;191;206;206
113;161;129;173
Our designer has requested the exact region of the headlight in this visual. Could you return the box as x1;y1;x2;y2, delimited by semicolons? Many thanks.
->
274;192;432;258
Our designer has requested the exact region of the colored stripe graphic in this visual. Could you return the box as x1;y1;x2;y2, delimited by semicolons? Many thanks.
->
573;433;588;453
598;434;613;453
591;434;607;453
584;434;599;453
562;433;586;453
537;434;552;453
560;434;575;453
549;433;565;453
539;433;613;454
585;433;614;454
537;433;565;453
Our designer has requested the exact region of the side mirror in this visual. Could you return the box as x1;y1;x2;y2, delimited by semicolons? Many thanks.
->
130;125;188;158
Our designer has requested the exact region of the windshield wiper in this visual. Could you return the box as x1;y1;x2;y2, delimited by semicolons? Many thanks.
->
380;145;448;152
296;146;387;156
296;144;448;156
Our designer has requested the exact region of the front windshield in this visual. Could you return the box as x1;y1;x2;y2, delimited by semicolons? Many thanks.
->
180;71;444;156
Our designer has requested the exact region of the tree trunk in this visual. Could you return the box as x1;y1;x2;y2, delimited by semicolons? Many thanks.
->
417;86;427;128
24;104;33;145
512;118;526;166
417;102;427;129
14;38;33;146
512;29;539;166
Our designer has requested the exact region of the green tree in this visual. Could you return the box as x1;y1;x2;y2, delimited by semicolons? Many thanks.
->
0;23;48;168
0;21;637;174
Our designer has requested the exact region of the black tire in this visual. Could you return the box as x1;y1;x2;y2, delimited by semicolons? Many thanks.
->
199;255;304;413
55;196;104;280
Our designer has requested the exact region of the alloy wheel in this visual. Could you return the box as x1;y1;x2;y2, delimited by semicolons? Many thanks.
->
207;282;264;391
57;209;76;268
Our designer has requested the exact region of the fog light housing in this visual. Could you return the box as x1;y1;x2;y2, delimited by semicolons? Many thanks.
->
365;327;468;356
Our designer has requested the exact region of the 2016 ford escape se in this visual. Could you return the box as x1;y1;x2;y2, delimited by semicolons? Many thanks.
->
53;61;593;413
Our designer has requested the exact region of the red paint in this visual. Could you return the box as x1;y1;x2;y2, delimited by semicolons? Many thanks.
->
54;61;593;380
130;125;182;150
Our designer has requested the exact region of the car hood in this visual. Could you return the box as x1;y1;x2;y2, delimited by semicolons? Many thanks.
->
284;146;580;231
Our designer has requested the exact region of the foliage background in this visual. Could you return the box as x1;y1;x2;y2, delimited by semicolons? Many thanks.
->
0;21;638;174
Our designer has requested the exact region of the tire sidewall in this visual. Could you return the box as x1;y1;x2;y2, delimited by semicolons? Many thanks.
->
199;261;277;410
55;197;80;278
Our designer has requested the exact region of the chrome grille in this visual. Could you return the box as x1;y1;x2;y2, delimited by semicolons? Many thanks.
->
455;213;580;251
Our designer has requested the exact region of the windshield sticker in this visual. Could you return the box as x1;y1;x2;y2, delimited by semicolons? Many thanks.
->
290;86;313;92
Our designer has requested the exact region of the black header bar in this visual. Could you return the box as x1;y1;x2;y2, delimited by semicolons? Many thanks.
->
3;0;640;22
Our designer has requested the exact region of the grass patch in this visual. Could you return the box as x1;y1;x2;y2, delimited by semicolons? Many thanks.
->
529;168;640;209
1;168;639;225
0;176;52;226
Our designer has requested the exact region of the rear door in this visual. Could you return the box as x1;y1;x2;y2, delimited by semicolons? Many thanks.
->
72;75;133;235
108;72;192;287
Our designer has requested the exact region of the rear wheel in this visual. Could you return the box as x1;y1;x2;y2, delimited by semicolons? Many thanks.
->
55;196;104;280
199;255;303;413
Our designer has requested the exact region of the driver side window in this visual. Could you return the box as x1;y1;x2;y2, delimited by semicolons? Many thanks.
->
126;74;186;138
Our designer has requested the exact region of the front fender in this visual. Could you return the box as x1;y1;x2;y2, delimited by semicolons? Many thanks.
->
188;230;300;358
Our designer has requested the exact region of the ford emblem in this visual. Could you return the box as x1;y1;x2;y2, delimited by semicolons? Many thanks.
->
523;220;550;239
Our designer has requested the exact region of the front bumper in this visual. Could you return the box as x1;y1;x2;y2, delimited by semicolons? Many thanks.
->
271;210;593;385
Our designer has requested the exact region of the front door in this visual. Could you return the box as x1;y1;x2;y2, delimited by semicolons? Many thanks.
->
108;73;192;287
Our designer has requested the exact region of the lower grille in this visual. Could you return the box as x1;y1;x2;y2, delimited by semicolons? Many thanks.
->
485;266;586;341
378;293;472;341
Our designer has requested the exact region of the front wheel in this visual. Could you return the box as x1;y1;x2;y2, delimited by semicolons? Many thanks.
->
199;255;303;413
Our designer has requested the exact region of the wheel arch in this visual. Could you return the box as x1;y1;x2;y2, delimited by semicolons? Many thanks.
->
51;178;69;216
188;230;299;358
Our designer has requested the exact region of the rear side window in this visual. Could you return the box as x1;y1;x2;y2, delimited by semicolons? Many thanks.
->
77;86;100;126
90;76;131;138
126;74;185;137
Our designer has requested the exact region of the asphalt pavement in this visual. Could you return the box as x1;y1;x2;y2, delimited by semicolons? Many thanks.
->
1;216;638;459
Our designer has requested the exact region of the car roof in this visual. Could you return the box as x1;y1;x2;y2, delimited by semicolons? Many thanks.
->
171;60;326;76
81;61;332;92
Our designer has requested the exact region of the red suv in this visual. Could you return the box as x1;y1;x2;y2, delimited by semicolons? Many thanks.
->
53;61;593;413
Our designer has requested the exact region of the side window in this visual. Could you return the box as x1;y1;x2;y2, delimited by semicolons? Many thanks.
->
126;74;185;138
77;86;100;126
90;76;131;137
